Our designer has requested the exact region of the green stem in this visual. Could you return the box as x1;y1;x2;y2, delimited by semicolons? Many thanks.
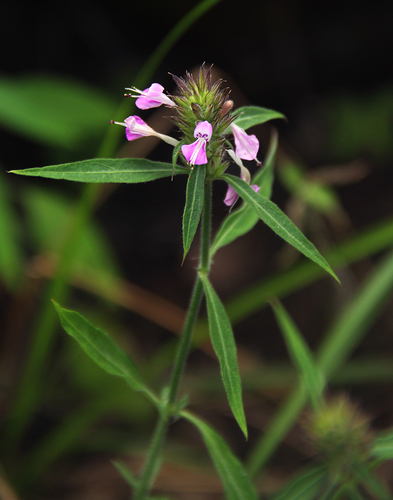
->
134;180;212;500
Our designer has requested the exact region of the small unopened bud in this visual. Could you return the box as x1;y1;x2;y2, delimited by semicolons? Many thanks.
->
191;102;203;119
219;100;234;118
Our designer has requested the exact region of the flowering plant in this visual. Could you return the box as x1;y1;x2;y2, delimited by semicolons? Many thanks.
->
9;66;357;500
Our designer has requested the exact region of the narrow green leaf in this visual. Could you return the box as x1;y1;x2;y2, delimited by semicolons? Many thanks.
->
112;461;170;499
172;141;184;179
254;128;278;199
52;301;155;403
112;461;139;488
270;298;325;409
182;165;205;259
220;174;339;282
200;274;247;438
10;158;189;183
182;411;258;500
227;105;286;132
357;467;392;500
210;129;278;257
273;467;328;500
372;429;393;460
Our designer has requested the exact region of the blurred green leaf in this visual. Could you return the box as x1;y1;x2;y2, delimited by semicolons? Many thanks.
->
10;158;189;183
182;165;205;260
372;429;393;461
53;302;156;404
23;186;118;274
112;461;139;488
229;105;286;132
112;461;170;499
0;73;118;150
221;174;339;282
225;216;393;327
210;129;278;257
255;129;278;199
278;158;340;214
346;489;367;500
247;250;393;476
270;299;325;409
326;86;393;161
357;466;391;500
273;467;328;500
200;274;247;438
182;411;258;500
0;171;23;290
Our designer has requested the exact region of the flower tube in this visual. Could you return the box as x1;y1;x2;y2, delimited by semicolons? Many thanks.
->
224;149;260;206
111;115;179;146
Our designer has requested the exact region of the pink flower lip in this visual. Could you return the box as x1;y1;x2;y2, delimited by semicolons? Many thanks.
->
125;83;175;110
223;184;238;206
224;182;260;207
181;121;213;165
224;148;261;206
231;123;259;161
194;121;213;141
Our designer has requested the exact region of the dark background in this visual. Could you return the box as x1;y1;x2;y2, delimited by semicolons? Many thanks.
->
2;0;393;278
1;0;393;497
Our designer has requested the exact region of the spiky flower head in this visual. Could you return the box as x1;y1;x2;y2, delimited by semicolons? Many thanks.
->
304;395;373;482
171;65;235;176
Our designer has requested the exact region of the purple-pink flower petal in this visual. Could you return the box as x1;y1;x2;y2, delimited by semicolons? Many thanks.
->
135;83;175;110
223;182;260;207
231;123;259;161
194;120;213;141
223;185;238;206
181;139;208;165
181;121;212;165
124;115;155;141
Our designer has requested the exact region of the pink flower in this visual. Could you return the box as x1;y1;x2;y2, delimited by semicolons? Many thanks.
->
111;115;179;146
223;149;260;206
181;121;213;165
124;115;156;141
125;83;175;110
231;123;259;161
224;182;260;206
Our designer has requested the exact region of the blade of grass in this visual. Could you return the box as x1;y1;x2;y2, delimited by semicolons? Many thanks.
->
269;299;325;410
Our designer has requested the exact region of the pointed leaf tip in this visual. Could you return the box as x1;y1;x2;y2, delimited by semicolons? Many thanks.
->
221;174;340;284
201;274;248;438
